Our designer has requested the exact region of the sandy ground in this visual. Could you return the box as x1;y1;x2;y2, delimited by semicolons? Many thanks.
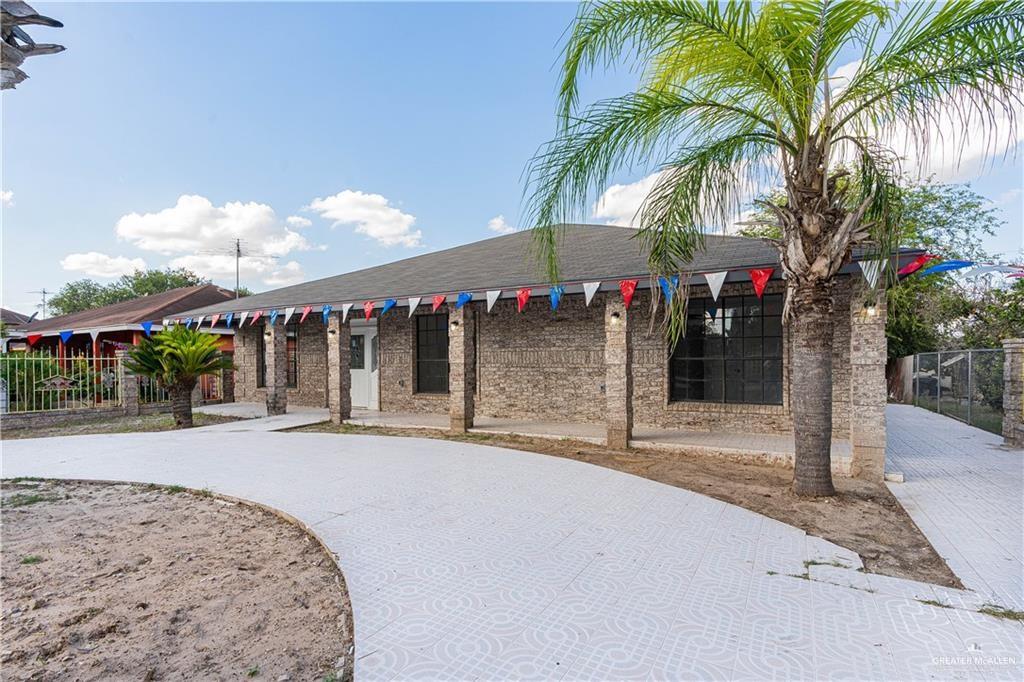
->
296;422;959;588
1;413;241;440
1;480;353;681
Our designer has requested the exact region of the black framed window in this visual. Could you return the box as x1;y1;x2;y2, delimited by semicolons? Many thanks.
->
670;293;783;405
416;314;449;393
255;332;266;388
286;324;298;388
350;335;365;369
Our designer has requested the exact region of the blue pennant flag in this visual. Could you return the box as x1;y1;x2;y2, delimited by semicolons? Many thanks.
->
269;309;279;326
659;275;680;302
184;317;193;328
455;292;473;309
920;260;974;277
141;321;153;337
225;312;234;327
382;298;397;315
59;330;74;344
321;304;333;324
550;285;564;310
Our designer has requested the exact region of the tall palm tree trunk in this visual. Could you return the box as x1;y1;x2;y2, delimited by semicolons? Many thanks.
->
169;383;194;429
789;278;836;497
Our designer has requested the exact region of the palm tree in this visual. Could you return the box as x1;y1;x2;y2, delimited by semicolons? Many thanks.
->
125;326;234;428
526;0;1022;496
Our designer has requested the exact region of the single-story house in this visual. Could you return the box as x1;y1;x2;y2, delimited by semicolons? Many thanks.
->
181;224;912;480
16;284;236;357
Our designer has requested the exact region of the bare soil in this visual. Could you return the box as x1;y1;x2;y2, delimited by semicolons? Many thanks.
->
295;422;960;588
1;480;353;681
1;413;241;440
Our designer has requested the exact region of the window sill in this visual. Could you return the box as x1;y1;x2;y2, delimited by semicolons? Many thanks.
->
665;400;787;413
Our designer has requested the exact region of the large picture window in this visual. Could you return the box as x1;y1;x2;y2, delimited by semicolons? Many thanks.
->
670;293;783;405
416;314;449;393
256;332;266;388
286;324;298;388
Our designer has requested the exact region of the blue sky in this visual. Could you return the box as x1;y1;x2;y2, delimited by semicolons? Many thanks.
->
3;2;1022;317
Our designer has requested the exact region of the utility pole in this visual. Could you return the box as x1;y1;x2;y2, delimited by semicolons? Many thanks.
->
235;238;241;298
28;288;51;318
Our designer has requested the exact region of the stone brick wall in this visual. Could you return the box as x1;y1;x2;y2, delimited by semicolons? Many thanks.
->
1003;338;1024;448
378;312;449;414
233;322;328;408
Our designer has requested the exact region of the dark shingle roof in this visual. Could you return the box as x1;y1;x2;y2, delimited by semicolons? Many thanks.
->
180;224;786;317
1;308;32;327
25;284;235;334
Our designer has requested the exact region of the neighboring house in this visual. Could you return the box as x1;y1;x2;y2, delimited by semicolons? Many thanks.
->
18;284;236;357
181;224;917;479
1;308;33;331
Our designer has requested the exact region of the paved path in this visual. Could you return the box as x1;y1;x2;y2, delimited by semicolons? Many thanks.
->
3;429;1021;680
887;404;1023;611
196;403;329;431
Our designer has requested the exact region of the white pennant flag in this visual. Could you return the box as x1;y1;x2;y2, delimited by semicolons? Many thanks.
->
340;303;353;323
704;271;728;301
195;315;205;330
486;290;501;312
408;297;422;317
284;306;296;325
89;329;100;341
238;311;249;327
859;259;884;288
162;318;169;327
582;282;601;306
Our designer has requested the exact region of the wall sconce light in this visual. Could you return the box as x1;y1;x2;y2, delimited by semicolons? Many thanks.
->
328;328;337;335
863;301;878;317
263;328;272;337
450;320;460;329
610;311;621;324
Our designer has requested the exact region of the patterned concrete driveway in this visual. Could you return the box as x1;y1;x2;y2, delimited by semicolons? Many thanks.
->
886;404;1023;612
3;429;1021;680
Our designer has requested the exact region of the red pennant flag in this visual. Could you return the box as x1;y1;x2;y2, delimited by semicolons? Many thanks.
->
432;295;446;312
299;305;312;324
250;310;263;325
516;288;531;312
27;334;42;347
748;268;773;298
897;254;936;276
619;279;639;309
210;314;221;328
363;301;375;320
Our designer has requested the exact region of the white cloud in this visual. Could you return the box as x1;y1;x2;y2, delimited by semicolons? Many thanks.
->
61;251;147;278
169;254;306;288
487;215;517;235
286;215;312;228
1;190;13;207
113;194;318;286
307;190;422;247
591;172;665;227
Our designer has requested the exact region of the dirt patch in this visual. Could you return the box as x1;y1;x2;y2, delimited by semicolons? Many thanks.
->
1;480;353;681
295;422;959;588
1;412;242;440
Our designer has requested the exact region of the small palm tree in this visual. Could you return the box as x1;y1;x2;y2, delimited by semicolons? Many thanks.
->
526;0;1022;496
126;326;233;428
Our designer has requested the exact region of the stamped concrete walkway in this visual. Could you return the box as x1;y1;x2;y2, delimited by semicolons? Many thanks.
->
3;428;1021;680
886;404;1023;612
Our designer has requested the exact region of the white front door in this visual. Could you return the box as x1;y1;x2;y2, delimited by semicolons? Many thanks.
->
349;326;379;409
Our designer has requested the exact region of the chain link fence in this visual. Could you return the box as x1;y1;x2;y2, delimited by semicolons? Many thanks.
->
913;349;1004;435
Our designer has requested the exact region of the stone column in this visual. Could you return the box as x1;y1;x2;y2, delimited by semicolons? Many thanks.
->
221;363;235;404
265;322;288;416
327;313;352;425
117;349;140;417
448;303;475;433
849;282;888;481
1002;338;1023;449
605;296;632;448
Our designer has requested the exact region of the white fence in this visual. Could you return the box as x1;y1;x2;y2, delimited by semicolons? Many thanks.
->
0;352;121;414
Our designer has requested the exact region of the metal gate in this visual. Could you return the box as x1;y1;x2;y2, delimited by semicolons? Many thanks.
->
913;349;1004;435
